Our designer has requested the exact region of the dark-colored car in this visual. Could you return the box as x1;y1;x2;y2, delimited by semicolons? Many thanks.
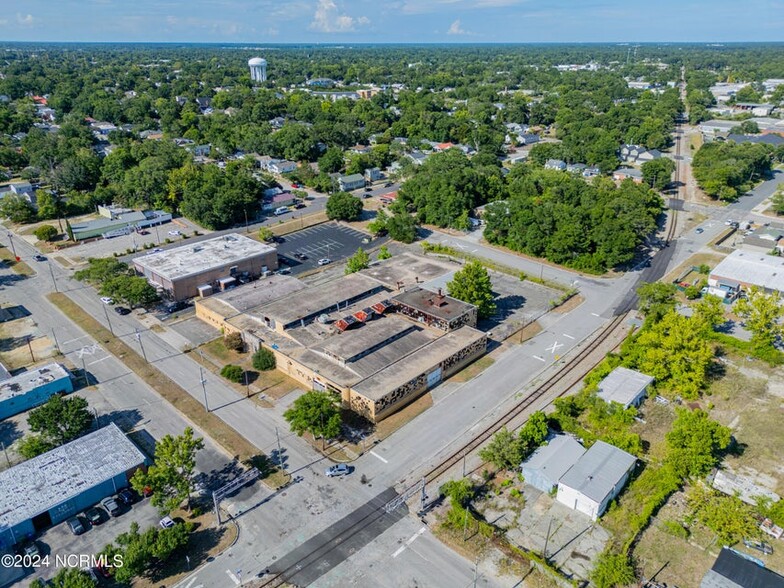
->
114;306;131;315
294;203;306;209
33;254;46;262
67;517;85;535
293;252;308;260
85;507;103;526
117;488;137;505
163;301;187;314
101;496;121;517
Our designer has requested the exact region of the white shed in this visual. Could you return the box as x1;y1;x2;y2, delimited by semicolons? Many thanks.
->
597;366;654;409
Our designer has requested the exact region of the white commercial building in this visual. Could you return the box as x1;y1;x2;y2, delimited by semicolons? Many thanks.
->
709;250;784;297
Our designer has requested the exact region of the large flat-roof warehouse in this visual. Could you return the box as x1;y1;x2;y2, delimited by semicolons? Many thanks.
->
133;233;278;301
709;250;784;296
0;363;74;420
196;255;488;422
0;424;147;546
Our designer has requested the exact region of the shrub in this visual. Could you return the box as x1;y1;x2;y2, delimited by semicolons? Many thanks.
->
252;347;276;371
224;332;244;352
220;364;244;383
33;225;58;242
662;519;689;539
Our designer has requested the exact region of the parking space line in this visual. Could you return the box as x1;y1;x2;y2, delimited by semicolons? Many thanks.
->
226;570;241;586
533;355;546;362
88;356;112;365
563;333;575;339
61;335;88;346
369;450;388;463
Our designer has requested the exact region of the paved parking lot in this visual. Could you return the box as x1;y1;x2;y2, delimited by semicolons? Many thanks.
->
25;493;161;585
275;222;383;275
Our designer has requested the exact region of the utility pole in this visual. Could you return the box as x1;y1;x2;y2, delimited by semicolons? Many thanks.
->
200;366;210;412
135;329;147;362
81;354;88;386
26;335;34;362
6;232;17;260
51;328;60;355
473;558;479;588
543;517;553;560
275;427;283;468
244;368;250;397
48;262;58;292
463;506;470;541
102;304;114;336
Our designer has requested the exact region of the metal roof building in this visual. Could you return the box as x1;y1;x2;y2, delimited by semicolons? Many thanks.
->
556;440;637;520
0;363;73;420
596;366;654;409
0;424;147;547
701;547;784;588
709;250;784;295
521;435;585;493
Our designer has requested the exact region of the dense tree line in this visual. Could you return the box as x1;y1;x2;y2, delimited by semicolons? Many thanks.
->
482;166;662;272
692;140;780;201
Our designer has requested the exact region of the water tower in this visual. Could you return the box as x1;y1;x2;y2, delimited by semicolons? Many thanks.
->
248;57;267;83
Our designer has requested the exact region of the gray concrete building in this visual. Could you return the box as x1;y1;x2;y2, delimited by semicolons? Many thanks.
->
596;366;654;409
521;435;586;493
133;233;278;301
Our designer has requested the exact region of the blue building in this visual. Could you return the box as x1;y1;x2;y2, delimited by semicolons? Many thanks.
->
0;363;74;420
521;435;585;493
0;424;148;548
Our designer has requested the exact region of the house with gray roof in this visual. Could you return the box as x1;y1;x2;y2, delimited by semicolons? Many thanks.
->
521;435;585;493
701;547;784;588
556;440;637;520
544;159;566;171
597;366;654;409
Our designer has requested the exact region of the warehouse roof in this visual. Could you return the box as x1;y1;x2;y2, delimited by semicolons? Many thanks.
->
133;234;275;281
558;440;636;504
253;273;382;327
522;435;586;483
711;250;784;293
0;424;146;530
392;287;475;321
702;547;784;588
352;326;486;401
196;275;306;319
0;363;71;403
597;367;653;408
360;253;456;291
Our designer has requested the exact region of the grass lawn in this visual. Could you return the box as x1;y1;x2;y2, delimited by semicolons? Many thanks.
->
133;507;238;588
374;392;433;440
449;356;496;383
662;251;726;284
0;245;34;276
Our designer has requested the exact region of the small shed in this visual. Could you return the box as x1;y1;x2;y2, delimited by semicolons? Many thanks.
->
597;366;653;409
521;435;585;493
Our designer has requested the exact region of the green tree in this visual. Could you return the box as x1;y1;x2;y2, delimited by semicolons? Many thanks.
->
224;331;244;352
367;209;388;236
665;408;731;478
283;390;342;442
637;282;677;321
641;158;676;191
693;295;725;331
17;434;55;459
447;260;496;319
345;247;370;274
220;364;244;383
131;427;205;514
0;195;37;223
252;346;276;371
479;428;522;471
318;147;345;173
518;411;549;456
688;486;757;545
27;395;94;447
734;287;784;349
30;567;97;588
440;479;475;508
33;224;59;242
627;311;714;399
326;192;363;221
74;257;129;283
377;245;392;260
258;226;274;241
386;211;417;243
591;551;636;588
100;275;159;308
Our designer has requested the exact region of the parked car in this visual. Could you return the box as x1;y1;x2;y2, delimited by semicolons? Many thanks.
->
22;542;40;558
85;507;103;526
33;254;46;262
384;182;393;187
294;203;306;209
276;268;291;275
274;206;290;216
325;464;351;477
67;517;85;535
114;306;131;315
101;496;121;517
293;252;308;260
695;227;704;234
163;301;187;314
364;186;372;192
159;516;175;529
317;258;331;266
117;488;137;505
100;297;114;305
168;229;181;236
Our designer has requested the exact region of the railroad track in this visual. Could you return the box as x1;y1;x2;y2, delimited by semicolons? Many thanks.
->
423;311;628;485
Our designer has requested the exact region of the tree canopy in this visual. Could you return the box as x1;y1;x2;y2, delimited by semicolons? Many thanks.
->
447;260;496;319
283;390;342;441
326;192;363;221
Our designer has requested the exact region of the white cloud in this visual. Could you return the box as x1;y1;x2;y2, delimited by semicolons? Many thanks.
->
16;13;34;26
447;19;469;34
309;0;370;32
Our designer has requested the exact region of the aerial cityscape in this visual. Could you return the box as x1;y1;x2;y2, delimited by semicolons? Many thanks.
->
0;3;783;588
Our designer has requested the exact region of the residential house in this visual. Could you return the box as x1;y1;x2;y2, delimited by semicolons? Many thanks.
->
268;160;298;174
521;435;586;493
556;440;637;520
613;168;644;183
582;167;601;178
406;152;428;166
734;103;776;117
189;144;212;158
269;117;285;129
364;167;382;182
517;133;540;145
338;174;366;192
701;547;784;588
566;163;587;174
620;144;662;164
262;193;296;211
195;97;212;114
596;367;654;409
350;144;372;155
544;159;567;171
741;226;784;255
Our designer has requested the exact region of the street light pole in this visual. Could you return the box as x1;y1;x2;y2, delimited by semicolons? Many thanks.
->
6;232;17;260
200;366;210;412
102;304;114;336
135;329;148;362
48;261;58;293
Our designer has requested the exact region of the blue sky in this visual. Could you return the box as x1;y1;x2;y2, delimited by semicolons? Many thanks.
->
2;0;783;43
